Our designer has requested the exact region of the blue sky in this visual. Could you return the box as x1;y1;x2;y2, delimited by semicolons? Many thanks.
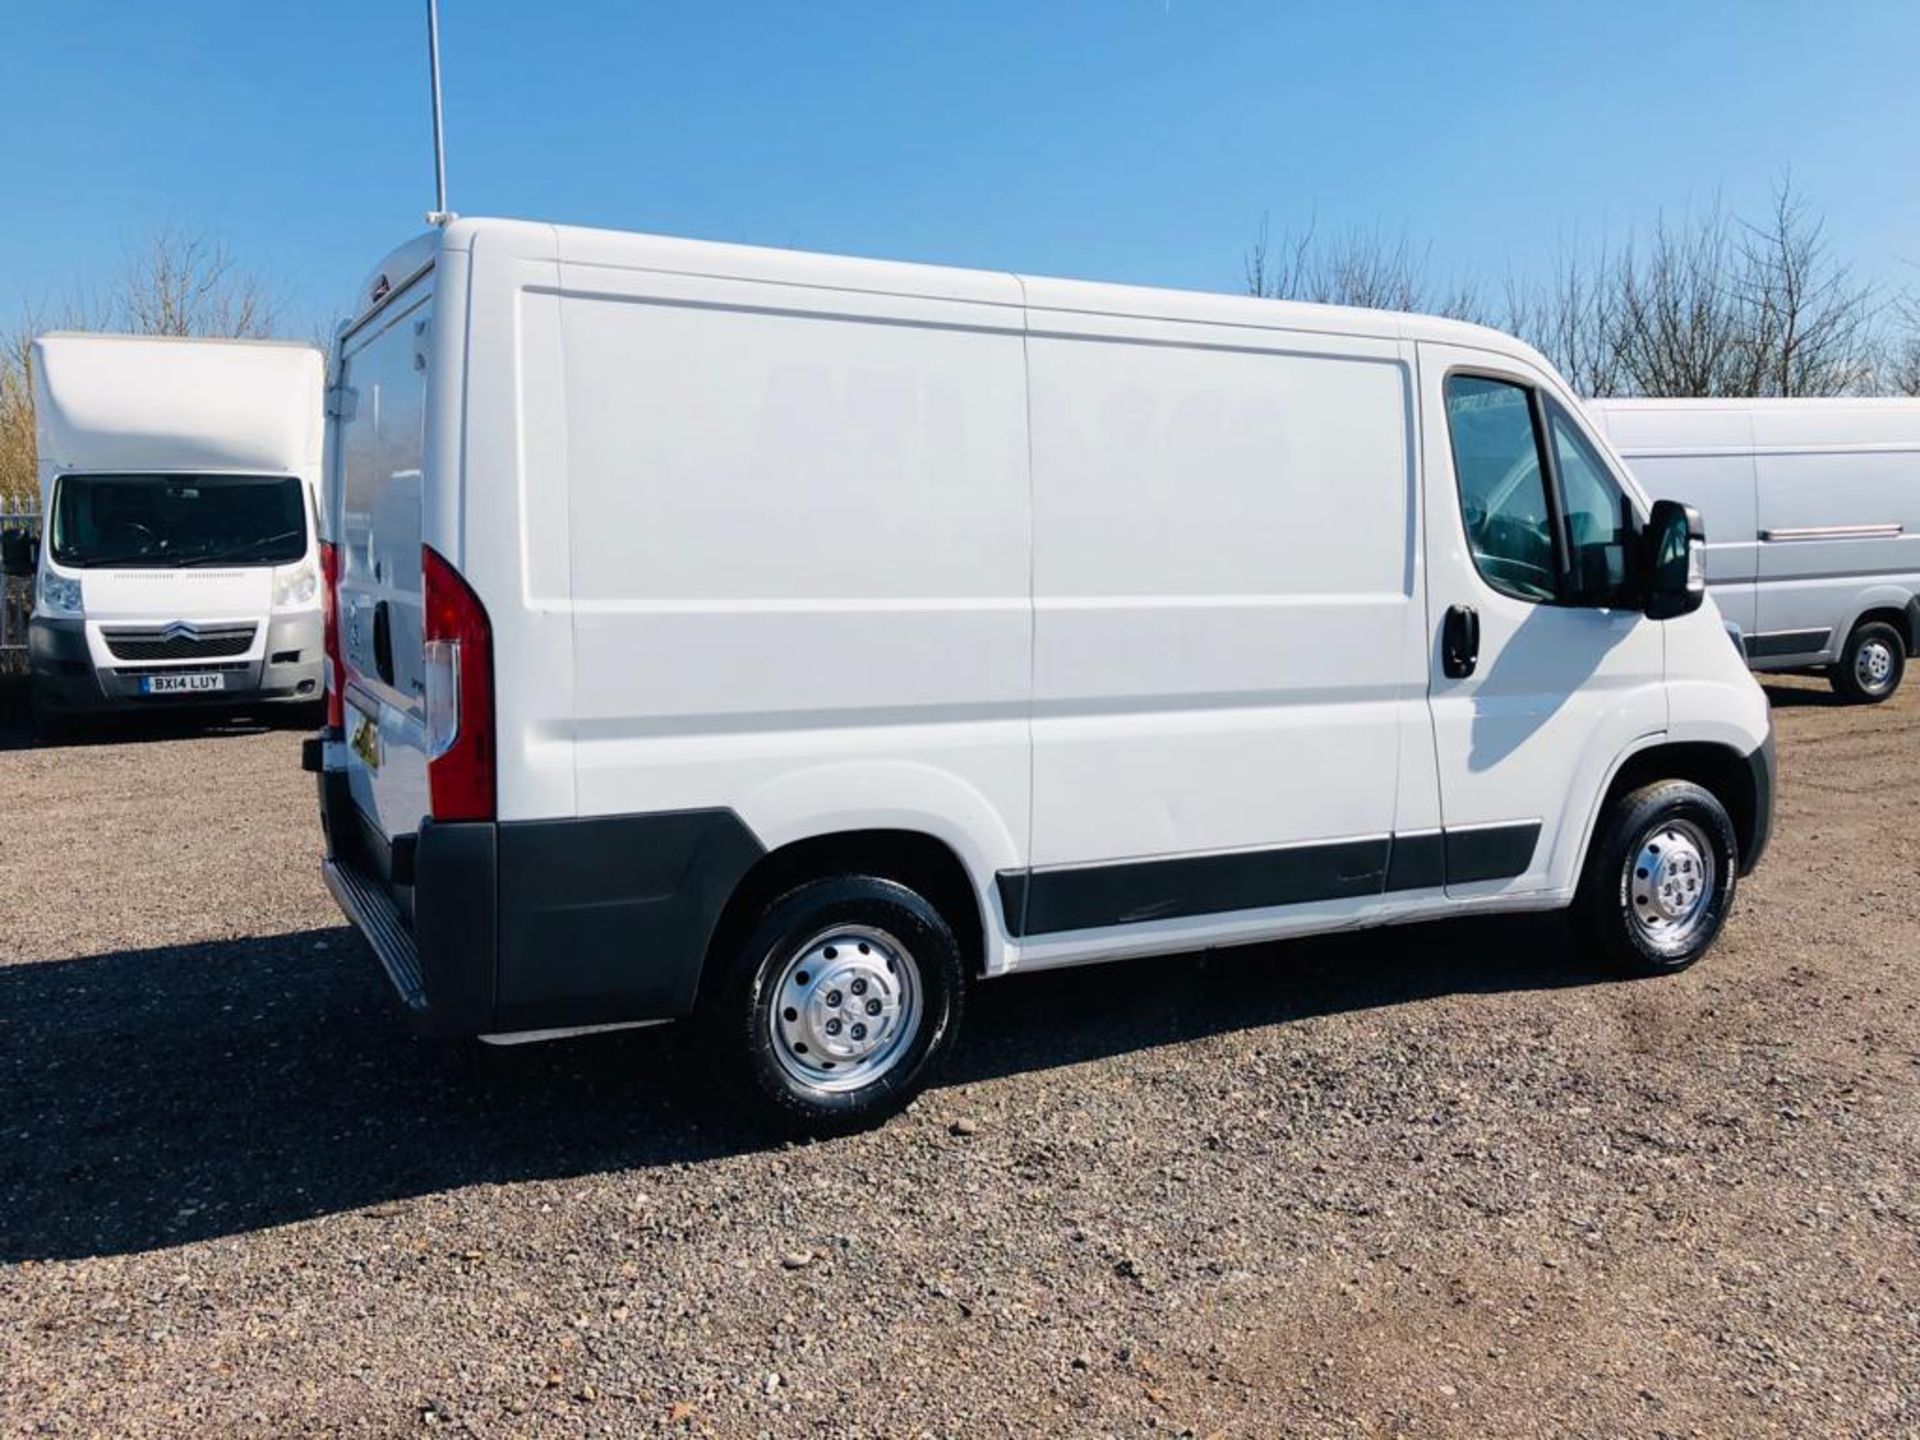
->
3;1;1914;339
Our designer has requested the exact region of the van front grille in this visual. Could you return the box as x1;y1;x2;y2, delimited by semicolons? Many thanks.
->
109;661;253;678
103;623;256;661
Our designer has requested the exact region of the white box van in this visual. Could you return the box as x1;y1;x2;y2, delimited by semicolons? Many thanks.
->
1586;398;1920;703
15;334;327;739
312;220;1774;1133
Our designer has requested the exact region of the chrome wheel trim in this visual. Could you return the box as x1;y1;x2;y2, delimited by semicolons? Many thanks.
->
767;925;922;1094
1622;816;1717;955
1855;637;1897;693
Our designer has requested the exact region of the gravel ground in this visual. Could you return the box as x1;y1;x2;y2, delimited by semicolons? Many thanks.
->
2;677;1916;1439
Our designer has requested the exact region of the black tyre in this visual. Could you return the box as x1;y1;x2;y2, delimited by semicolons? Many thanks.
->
708;876;966;1136
1829;620;1905;704
1575;780;1738;977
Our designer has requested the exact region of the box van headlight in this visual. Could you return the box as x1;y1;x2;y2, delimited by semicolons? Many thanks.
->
274;561;318;607
37;569;82;618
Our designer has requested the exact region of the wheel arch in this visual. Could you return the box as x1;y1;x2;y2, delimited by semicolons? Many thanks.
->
1843;599;1920;660
1582;739;1767;880
697;827;992;1014
1839;588;1920;656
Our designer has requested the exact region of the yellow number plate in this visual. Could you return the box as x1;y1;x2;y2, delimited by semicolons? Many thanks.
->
349;705;382;773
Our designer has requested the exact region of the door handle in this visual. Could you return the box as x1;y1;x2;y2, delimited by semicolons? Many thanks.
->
372;599;395;686
1442;604;1480;679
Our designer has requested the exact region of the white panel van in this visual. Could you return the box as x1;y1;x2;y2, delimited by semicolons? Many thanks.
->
1586;398;1920;703
12;334;327;739
311;221;1775;1133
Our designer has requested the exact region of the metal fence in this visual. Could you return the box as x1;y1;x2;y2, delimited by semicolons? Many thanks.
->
1;498;39;672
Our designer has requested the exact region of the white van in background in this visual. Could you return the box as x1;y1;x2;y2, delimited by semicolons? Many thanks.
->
1586;398;1920;703
13;334;327;739
312;220;1774;1133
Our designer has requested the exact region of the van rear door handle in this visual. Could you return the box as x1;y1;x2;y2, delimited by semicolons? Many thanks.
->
372;599;395;686
1442;604;1480;679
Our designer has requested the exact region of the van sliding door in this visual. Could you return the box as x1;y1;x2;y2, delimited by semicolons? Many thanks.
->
1018;306;1432;946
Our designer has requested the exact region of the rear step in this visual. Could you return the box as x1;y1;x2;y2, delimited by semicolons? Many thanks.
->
323;856;426;1011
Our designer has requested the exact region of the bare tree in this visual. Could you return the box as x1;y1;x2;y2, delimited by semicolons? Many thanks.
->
1242;178;1893;400
1890;301;1920;396
1610;202;1756;397
91;224;280;339
1245;212;1486;321
0;316;37;503
1501;236;1628;397
1734;178;1880;396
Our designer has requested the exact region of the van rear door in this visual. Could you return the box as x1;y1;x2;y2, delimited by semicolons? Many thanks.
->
332;277;434;855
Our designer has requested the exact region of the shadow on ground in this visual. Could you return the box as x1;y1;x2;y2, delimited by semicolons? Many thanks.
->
0;674;315;752
0;910;1611;1263
1759;680;1849;710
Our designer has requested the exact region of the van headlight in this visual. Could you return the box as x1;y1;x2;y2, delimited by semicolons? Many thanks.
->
37;570;82;618
273;561;318;607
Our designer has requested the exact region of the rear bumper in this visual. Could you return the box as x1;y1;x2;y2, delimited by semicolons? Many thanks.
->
29;613;324;712
316;759;765;1036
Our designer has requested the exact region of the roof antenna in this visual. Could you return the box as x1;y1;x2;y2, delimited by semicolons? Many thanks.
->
425;0;455;226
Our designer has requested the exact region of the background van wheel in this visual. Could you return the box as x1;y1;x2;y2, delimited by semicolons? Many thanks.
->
1575;780;1738;977
1830;620;1905;704
709;876;965;1137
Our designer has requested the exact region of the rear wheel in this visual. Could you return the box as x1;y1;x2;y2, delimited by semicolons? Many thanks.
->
1575;780;1738;976
708;876;965;1136
1829;620;1905;704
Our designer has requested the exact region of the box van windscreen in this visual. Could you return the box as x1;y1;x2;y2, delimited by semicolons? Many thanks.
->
50;473;307;569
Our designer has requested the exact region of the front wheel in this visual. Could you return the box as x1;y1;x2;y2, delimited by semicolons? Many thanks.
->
1575;780;1738;977
1830;620;1905;704
708;876;966;1136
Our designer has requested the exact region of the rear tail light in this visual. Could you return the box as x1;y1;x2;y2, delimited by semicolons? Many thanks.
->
421;544;495;822
319;540;343;729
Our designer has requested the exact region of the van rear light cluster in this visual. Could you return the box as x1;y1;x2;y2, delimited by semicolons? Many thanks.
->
319;540;344;730
421;544;496;822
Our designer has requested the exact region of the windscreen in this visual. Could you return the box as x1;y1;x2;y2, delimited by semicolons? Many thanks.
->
50;473;307;568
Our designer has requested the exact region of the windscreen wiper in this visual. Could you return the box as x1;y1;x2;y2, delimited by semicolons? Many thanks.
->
179;529;305;566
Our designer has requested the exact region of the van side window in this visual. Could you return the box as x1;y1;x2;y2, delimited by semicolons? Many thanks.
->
1548;401;1634;607
1443;375;1557;603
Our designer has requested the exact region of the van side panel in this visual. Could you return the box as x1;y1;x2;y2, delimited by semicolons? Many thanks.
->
1592;405;1760;636
1751;405;1920;656
550;258;1033;930
1591;398;1920;669
1022;307;1425;936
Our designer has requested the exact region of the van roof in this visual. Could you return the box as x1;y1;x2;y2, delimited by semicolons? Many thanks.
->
32;332;324;481
1587;396;1920;412
1586;394;1920;453
347;217;1547;366
36;330;320;352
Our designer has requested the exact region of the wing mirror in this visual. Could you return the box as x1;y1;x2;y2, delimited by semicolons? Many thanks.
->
1641;499;1706;620
0;529;37;578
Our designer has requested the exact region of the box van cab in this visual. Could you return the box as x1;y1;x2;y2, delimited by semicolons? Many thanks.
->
312;219;1774;1133
1586;397;1920;703
16;334;326;739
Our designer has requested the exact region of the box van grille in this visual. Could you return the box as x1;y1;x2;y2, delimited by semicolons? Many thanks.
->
103;623;256;661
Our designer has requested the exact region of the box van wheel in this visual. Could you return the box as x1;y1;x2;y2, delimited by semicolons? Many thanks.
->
1575;780;1739;977
706;875;966;1136
1830;620;1905;704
